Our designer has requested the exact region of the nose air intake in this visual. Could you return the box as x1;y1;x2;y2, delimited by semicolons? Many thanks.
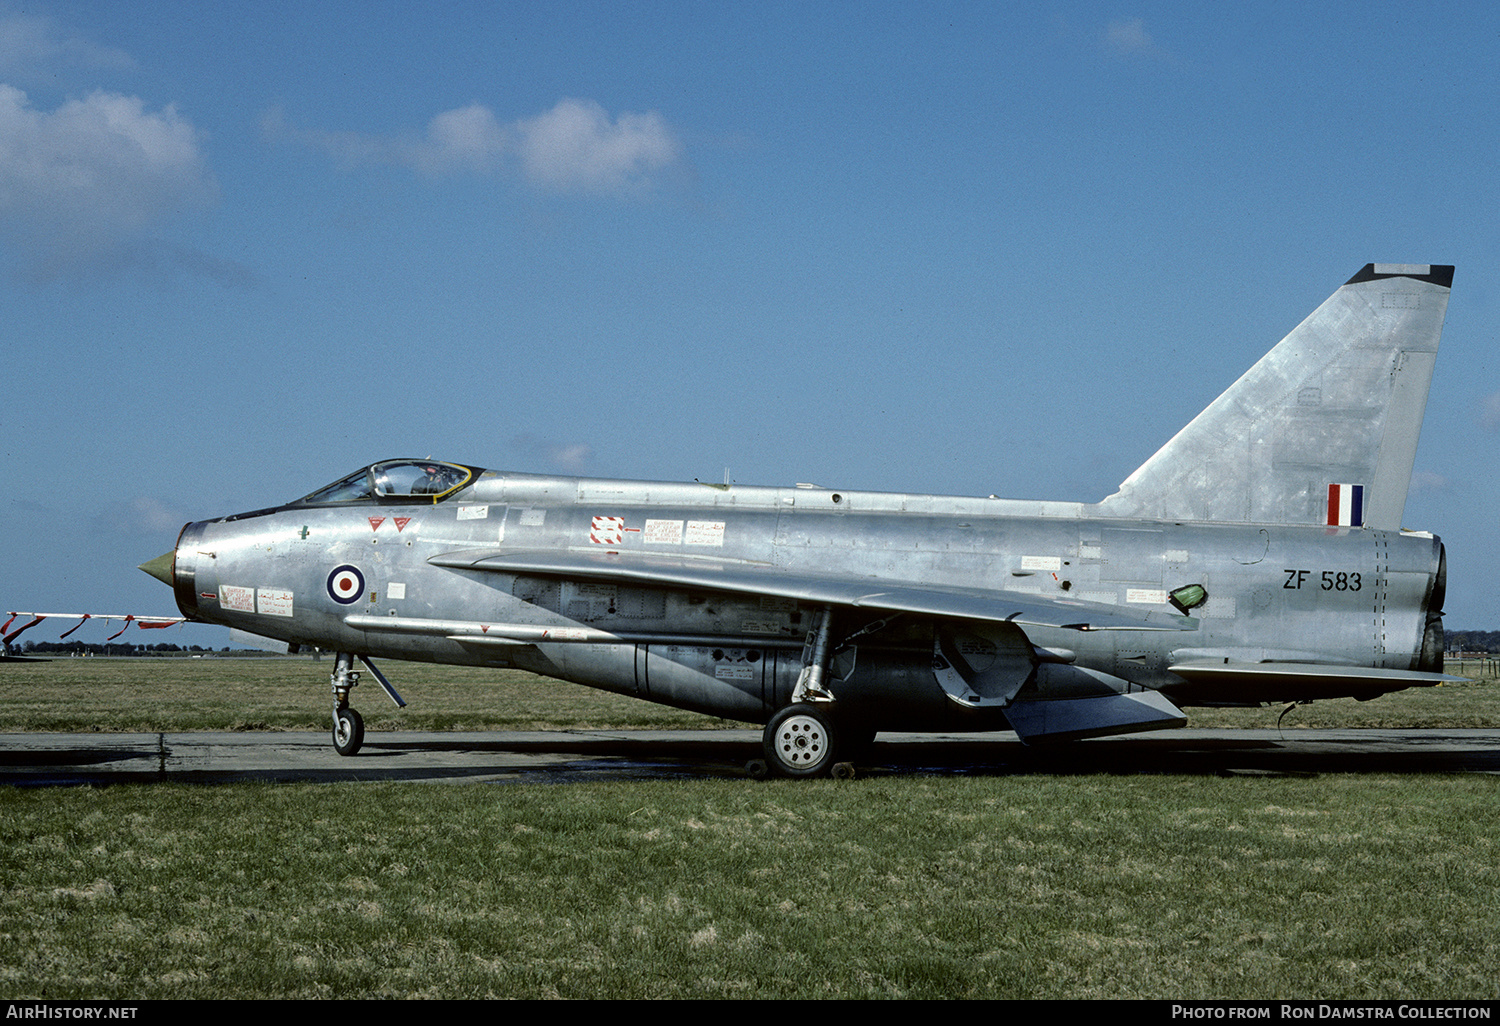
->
139;551;175;587
139;520;207;620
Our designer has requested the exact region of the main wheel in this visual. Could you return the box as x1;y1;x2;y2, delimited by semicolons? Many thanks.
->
332;707;364;756
763;704;836;777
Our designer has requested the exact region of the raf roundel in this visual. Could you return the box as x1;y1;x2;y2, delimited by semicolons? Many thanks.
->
326;565;366;605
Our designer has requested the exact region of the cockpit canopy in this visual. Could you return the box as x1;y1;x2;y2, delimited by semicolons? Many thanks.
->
296;460;479;505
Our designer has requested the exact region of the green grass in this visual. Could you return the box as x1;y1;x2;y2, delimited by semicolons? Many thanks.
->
1185;671;1500;730
2;776;1497;999
3;657;1498;999
3;655;1498;733
0;657;738;733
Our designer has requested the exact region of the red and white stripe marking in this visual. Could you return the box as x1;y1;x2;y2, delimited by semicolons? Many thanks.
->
590;516;624;545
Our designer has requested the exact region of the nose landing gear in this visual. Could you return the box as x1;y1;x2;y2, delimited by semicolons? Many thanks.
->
328;652;406;756
333;705;364;756
330;653;364;756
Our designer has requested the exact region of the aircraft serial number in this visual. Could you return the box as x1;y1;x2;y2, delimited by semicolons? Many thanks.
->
1283;569;1362;592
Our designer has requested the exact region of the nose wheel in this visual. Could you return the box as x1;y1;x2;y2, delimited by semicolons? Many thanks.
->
330;652;364;756
327;652;406;755
332;706;364;756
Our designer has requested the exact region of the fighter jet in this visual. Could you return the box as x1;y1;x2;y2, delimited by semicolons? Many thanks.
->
138;263;1458;775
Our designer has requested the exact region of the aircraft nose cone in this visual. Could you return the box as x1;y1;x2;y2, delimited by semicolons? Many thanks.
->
139;551;175;587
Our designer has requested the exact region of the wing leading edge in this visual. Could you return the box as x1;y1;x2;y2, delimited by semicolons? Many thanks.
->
428;547;1198;634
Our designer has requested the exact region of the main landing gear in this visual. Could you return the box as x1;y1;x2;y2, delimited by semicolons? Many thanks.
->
329;652;407;756
754;703;870;779
763;703;837;777
751;607;863;779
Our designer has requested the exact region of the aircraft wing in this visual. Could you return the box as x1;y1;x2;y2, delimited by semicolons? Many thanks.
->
1168;661;1466;689
428;548;1198;633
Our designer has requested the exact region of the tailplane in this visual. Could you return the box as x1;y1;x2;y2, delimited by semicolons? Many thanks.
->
1097;264;1453;528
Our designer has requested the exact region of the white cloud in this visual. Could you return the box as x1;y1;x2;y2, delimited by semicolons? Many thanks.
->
513;434;594;472
259;106;385;166
547;443;594;472
1104;17;1158;57
1410;470;1448;494
130;496;189;534
515;99;683;194
1482;391;1500;431
261;102;507;174
0;85;215;274
91;496;192;537
269;97;686;196
0;11;134;82
421;102;507;173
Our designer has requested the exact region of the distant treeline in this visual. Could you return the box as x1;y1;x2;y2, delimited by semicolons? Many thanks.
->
1446;631;1500;653
16;642;228;656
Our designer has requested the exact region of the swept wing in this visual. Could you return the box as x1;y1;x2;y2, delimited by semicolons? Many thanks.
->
427;547;1199;634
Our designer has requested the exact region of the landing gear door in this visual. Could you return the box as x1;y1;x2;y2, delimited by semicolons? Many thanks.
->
933;620;1036;709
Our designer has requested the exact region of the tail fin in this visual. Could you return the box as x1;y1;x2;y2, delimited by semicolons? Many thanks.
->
1097;264;1453;528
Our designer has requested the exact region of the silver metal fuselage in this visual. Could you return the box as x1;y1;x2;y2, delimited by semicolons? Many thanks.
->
138;264;1460;754
165;469;1444;732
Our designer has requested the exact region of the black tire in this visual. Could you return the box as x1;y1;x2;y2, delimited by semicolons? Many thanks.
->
332;707;364;756
763;704;836;777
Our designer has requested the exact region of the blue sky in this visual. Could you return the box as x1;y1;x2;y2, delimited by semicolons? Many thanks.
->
3;1;1498;651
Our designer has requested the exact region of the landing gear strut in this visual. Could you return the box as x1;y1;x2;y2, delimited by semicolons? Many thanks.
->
757;607;858;778
330;653;363;756
328;652;407;756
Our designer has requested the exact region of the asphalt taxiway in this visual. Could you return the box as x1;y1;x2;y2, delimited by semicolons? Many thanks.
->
3;727;1500;784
